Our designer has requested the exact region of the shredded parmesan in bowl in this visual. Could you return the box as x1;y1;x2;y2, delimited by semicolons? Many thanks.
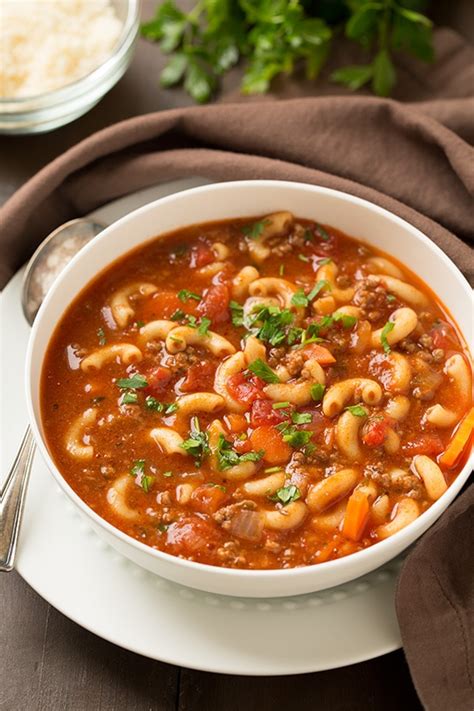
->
0;0;123;98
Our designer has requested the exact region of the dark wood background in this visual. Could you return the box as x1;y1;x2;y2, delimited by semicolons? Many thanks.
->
0;3;471;709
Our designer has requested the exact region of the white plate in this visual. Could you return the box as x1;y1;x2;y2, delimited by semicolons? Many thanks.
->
0;179;403;675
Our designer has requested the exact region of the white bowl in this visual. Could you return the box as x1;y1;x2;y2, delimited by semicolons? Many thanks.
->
25;181;474;597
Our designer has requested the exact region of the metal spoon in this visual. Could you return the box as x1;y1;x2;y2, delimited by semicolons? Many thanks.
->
0;218;105;571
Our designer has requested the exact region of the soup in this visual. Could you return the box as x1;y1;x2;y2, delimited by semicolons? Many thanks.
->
41;212;473;569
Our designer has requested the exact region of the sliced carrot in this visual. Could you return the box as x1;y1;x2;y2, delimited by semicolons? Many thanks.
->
314;533;342;563
342;489;370;542
439;406;474;468
224;414;248;433
249;425;291;465
303;343;336;366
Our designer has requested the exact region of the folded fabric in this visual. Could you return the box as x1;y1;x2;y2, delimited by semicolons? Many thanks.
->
0;96;473;289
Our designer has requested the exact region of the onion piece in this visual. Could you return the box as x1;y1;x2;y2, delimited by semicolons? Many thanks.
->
229;509;264;542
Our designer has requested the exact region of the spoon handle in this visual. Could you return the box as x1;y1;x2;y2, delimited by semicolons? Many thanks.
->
0;427;35;572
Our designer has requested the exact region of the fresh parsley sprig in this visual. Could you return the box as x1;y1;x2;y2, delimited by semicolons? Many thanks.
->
142;1;434;102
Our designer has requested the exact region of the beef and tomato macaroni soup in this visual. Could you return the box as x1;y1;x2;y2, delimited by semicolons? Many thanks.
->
41;212;473;569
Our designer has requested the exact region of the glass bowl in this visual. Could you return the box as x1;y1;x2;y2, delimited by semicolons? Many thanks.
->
0;0;140;135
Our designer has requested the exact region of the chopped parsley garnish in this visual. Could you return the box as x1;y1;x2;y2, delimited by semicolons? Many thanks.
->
291;411;312;425
387;294;396;302
276;422;312;448
381;320;395;353
158;523;169;533
207;482;227;492
316;224;330;241
130;459;155;493
198;317;211;336
135;320;145;328
270;484;301;505
246;304;294;347
318;257;332;266
116;374;148;390
298;253;310;263
303;229;313;242
247;358;280;384
291;289;309;307
307;279;331;301
345;404;368;417
121;391;138;405
170;308;186;322
241;219;270;240
272;401;290;409
291;280;331;308
279;264;285;276
265;466;283;473
145;397;178;415
162;470;173;478
229;300;244;327
97;327;106;346
216;434;264;470
185;315;198;328
333;312;357;329
181;417;210;465
130;459;145;477
145;396;164;412
178;289;201;302
304;442;317;457
310;383;325;402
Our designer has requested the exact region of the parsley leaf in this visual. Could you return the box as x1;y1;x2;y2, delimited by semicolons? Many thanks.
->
277;423;312;449
130;459;155;493
145;396;164;412
181;417;210;465
241;219;270;240
333;312;357;329
345;404;367;417
291;289;309;308
116;374;148;390
178;289;201;302
316;224;330;241
216;434;264;471
298;253;310;263
97;327;106;346
310;383;325;402
247;358;280;384
246;305;294;347
270;484;301;506
307;279;331;301
273;401;290;410
198;317;211;336
381;320;395;353
229;300;244;327
121;391;138;405
170;308;186;322
291;411;312;425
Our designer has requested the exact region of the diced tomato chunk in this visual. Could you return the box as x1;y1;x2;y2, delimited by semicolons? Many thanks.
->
190;243;215;268
402;434;444;456
362;415;393;448
144;366;172;396
430;320;458;351
166;516;221;555
190;485;229;514
180;361;216;392
250;399;287;427
198;283;230;324
227;372;266;405
249;426;291;465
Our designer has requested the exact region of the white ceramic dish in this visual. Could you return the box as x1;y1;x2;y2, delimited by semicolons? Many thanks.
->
2;181;404;673
25;180;474;598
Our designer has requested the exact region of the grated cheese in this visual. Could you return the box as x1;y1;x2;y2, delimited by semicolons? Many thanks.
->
0;0;123;98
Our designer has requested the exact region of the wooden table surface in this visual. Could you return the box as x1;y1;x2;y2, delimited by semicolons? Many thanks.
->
1;3;471;709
